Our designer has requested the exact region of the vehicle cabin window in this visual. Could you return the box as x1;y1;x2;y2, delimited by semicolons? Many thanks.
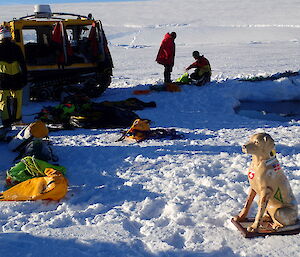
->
22;24;96;66
66;25;93;63
23;26;56;66
22;29;37;44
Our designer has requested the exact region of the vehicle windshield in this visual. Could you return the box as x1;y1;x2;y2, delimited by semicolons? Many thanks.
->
22;24;95;66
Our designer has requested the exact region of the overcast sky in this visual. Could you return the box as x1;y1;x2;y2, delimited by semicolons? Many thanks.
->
0;0;138;5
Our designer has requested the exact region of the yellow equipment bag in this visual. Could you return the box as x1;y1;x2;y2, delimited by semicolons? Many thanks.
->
0;168;68;201
126;119;151;141
117;118;184;142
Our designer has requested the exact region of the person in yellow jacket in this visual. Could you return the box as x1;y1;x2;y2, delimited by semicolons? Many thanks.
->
0;26;27;128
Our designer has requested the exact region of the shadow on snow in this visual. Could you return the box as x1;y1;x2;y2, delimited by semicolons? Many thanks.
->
0;232;239;257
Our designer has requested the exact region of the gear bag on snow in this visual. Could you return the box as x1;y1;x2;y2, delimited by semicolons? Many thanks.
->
0;168;68;201
37;98;154;129
37;103;76;126
133;83;181;95
175;72;191;84
69;104;140;129
6;156;66;186
175;72;211;86
8;120;49;151
149;82;181;92
8;120;57;162
16;138;58;162
118;119;184;142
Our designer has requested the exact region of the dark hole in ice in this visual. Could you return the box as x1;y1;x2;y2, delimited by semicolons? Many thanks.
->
234;100;300;122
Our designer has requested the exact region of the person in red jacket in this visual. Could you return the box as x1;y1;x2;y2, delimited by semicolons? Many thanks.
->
156;32;176;83
186;51;211;86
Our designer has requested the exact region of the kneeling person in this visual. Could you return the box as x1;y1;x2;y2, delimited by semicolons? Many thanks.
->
186;51;211;86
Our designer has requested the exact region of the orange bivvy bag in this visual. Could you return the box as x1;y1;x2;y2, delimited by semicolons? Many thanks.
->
0;168;68;201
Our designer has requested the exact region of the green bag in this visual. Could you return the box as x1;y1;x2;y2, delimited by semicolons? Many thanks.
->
6;156;66;186
175;72;191;84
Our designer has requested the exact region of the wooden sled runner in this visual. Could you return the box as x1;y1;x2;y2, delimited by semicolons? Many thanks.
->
231;218;300;238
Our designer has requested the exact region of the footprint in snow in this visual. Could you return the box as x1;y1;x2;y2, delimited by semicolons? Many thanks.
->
139;198;165;220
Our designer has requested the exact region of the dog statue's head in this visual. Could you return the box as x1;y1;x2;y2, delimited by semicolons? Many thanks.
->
242;133;275;157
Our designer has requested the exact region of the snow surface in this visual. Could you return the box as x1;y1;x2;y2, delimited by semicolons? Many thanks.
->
1;0;300;256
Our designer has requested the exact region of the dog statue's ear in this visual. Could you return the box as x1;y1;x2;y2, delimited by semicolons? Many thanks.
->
263;136;268;142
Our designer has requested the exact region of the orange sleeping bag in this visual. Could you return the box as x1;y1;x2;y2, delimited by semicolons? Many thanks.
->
0;168;68;201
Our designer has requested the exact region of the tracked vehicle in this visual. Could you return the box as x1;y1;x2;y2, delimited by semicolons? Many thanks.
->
1;5;113;101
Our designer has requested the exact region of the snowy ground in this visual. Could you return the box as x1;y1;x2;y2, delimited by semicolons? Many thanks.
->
1;0;300;256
